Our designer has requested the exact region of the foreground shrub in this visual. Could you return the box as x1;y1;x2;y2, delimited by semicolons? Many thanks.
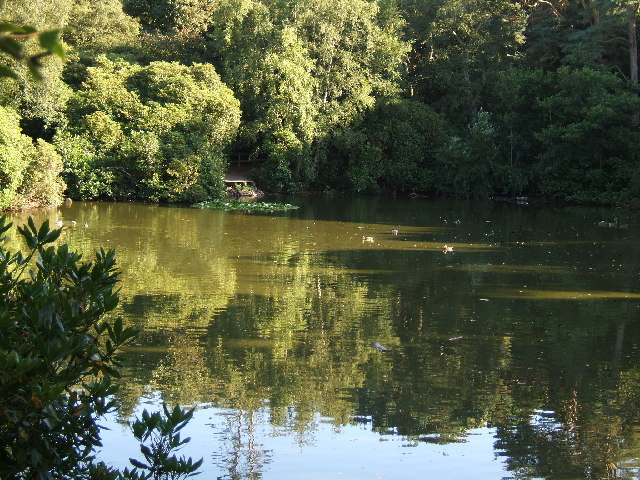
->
0;217;201;479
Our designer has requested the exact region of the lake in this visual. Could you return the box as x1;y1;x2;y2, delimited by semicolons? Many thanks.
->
12;196;640;479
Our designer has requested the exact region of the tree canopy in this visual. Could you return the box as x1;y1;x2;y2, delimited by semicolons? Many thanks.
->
1;0;639;206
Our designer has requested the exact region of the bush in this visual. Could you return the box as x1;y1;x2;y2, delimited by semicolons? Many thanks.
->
433;111;504;198
533;67;640;204
319;99;447;195
58;56;241;202
0;217;201;479
0;106;66;210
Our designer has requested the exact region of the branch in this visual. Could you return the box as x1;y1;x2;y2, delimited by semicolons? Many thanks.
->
532;0;565;20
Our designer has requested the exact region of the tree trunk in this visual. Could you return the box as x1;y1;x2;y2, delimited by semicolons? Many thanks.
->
629;3;639;125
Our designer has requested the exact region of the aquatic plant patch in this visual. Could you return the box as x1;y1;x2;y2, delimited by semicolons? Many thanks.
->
196;199;300;212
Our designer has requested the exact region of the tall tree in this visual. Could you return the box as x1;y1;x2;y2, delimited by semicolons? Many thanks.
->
211;0;408;190
627;0;639;124
401;0;527;126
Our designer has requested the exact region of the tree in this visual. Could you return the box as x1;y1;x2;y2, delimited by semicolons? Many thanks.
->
64;0;140;52
210;0;408;191
0;0;65;80
0;0;69;142
533;66;640;203
0;216;134;477
58;56;241;201
0;105;65;209
401;0;527;126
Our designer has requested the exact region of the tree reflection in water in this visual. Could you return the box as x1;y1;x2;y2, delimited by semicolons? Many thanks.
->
11;198;640;479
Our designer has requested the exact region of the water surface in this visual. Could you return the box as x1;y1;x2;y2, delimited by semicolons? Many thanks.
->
12;197;640;479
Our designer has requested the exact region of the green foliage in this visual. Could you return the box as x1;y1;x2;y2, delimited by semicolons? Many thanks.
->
59;56;240;201
349;99;447;194
522;0;630;72
123;0;214;38
0;216;203;479
0;216;136;478
490;67;546;194
533;67;640;204
315;98;448;194
123;405;203;480
0;1;71;137
212;0;409;191
333;128;384;194
14;139;66;209
0;19;65;80
402;0;527;126
65;0;140;52
433;110;504;198
0;105;65;210
3;0;640;205
196;198;300;212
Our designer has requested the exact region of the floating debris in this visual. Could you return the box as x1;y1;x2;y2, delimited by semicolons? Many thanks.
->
370;341;390;352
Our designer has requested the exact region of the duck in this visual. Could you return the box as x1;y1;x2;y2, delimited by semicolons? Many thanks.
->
391;228;398;236
83;222;89;228
443;245;454;253
362;236;374;243
598;220;608;227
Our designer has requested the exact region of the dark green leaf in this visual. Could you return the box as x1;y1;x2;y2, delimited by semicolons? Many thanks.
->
38;30;65;59
0;65;17;78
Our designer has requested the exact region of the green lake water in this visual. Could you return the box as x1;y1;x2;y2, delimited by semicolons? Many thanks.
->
11;196;640;479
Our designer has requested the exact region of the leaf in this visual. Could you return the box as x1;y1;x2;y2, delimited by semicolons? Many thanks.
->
0;22;21;33
139;444;152;459
37;219;50;241
18;225;37;250
38;29;65;60
27;217;37;235
0;65;17;79
129;458;150;470
27;58;44;81
0;35;23;58
43;227;62;244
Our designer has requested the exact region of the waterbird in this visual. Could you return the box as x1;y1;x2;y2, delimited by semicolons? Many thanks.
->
83;222;89;228
370;342;389;352
453;219;461;225
55;220;63;227
362;236;374;243
443;245;453;253
598;220;608;227
391;228;398;235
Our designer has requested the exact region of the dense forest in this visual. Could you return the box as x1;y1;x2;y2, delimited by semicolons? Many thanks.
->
1;0;640;208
